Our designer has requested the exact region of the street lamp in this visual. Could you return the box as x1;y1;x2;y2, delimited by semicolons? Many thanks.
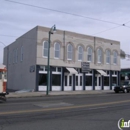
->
46;25;56;95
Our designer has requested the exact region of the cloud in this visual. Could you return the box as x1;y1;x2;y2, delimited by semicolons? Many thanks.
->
0;0;130;67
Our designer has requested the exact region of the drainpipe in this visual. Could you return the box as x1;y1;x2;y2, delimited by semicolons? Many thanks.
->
63;31;66;61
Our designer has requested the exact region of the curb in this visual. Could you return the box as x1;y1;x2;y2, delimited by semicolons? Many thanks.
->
6;91;114;98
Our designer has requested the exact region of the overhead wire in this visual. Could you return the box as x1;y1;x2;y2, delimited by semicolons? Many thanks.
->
5;0;122;26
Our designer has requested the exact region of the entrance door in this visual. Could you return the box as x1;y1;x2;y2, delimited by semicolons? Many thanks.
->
95;75;102;90
64;74;73;91
75;74;83;90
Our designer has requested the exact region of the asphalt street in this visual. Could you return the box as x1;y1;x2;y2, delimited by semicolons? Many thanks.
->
0;92;130;130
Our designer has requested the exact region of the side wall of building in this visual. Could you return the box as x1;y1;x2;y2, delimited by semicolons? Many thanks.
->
3;27;38;91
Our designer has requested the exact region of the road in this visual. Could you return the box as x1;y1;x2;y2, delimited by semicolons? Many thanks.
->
0;92;130;130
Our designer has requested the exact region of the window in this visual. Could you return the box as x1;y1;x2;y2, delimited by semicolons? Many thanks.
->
54;42;60;59
52;74;61;86
85;76;92;86
67;44;73;60
113;51;117;64
87;47;92;62
78;46;83;61
106;50;111;64
43;41;48;57
39;74;47;85
16;48;18;63
97;48;102;63
13;49;15;63
9;52;11;64
104;77;109;86
21;46;23;61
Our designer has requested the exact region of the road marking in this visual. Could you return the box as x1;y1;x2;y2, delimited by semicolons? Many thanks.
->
0;100;130;115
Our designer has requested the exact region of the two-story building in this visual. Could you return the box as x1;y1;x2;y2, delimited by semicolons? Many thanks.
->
3;26;121;91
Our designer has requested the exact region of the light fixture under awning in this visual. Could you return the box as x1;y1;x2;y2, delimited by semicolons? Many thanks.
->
66;67;78;74
96;70;107;76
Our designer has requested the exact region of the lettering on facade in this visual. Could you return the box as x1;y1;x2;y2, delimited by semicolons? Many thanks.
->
81;62;90;73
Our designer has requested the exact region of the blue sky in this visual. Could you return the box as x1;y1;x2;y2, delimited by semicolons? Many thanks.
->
0;0;130;67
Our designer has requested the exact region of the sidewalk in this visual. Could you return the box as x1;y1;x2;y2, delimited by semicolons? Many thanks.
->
6;90;114;98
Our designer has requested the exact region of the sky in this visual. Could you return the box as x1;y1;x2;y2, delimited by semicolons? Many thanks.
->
0;0;130;68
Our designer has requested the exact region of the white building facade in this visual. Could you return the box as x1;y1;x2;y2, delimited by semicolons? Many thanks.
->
3;26;121;91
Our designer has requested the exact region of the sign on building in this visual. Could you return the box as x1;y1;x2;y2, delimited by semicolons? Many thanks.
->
81;62;90;73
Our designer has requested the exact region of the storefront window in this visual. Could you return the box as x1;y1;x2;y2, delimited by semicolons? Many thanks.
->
85;76;92;86
52;74;61;86
112;77;117;85
104;77;109;86
39;74;47;85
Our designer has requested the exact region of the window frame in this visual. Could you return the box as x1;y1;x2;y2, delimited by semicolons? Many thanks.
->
54;42;60;59
21;46;23;62
97;48;102;63
43;41;48;58
67;44;73;60
106;50;111;64
87;47;92;62
113;51;118;65
78;46;83;61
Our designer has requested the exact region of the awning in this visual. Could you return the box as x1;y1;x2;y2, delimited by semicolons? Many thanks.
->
96;70;107;76
66;67;78;74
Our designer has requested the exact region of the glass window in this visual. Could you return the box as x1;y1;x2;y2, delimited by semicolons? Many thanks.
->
45;66;48;71
39;66;44;71
21;46;23;61
9;52;11;64
67;44;73;60
57;67;61;72
106;50;111;64
52;74;61;86
104;77;109;86
112;77;117;85
78;46;83;61
39;74;47;85
97;48;102;63
87;47;92;62
16;48;18;63
65;76;67;86
13;49;15;63
69;76;72;86
54;42;60;59
80;76;82;86
52;67;56;72
85;76;92;86
113;51;118;64
43;41;48;57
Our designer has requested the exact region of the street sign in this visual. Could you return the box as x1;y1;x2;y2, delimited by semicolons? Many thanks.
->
81;62;90;72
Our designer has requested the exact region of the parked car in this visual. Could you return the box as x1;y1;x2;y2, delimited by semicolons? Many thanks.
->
114;81;130;93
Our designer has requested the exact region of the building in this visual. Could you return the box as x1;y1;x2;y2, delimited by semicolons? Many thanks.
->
3;26;121;91
120;68;130;82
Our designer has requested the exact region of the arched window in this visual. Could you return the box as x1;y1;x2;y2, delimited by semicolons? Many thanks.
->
78;46;83;61
43;41;48;57
113;51;118;64
54;42;60;59
106;50;111;64
67;44;73;60
97;48;102;63
87;47;92;62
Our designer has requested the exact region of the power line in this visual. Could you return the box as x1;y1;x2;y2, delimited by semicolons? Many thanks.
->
5;0;122;26
92;25;122;35
0;41;6;46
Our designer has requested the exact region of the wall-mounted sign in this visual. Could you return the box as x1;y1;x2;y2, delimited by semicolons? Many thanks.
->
81;62;90;73
30;65;35;73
